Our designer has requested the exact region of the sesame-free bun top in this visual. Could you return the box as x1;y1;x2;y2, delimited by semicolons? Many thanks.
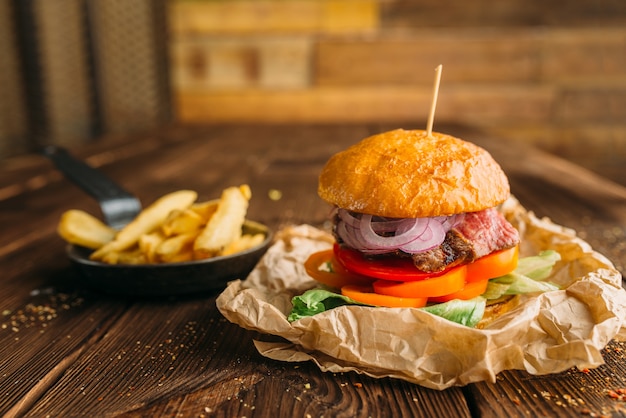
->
318;129;510;218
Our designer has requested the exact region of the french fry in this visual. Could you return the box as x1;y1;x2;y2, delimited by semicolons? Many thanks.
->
161;209;204;237
57;209;116;249
59;185;262;265
190;199;219;222
100;250;120;265
194;185;250;256
138;230;166;263
115;248;147;265
91;190;197;261
156;232;196;263
163;251;194;263
220;233;265;256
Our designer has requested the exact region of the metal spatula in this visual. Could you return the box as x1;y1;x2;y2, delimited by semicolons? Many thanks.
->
41;145;141;229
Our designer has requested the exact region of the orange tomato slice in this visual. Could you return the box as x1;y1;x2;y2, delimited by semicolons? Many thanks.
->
428;279;490;303
304;249;373;289
466;245;519;283
341;285;428;308
372;265;467;298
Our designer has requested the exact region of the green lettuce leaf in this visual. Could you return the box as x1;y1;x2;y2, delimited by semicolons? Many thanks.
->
512;250;561;281
484;250;561;300
288;288;367;322
421;298;486;327
288;288;486;327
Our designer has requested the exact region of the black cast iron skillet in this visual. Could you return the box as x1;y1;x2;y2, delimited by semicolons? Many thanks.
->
43;145;272;296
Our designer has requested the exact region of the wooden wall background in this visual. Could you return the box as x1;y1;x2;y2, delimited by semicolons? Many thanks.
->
169;0;626;185
1;0;624;186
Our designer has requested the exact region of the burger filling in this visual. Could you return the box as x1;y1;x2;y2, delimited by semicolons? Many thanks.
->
291;209;558;326
333;207;519;273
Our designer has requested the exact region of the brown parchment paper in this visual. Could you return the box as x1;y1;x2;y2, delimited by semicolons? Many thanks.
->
216;197;626;390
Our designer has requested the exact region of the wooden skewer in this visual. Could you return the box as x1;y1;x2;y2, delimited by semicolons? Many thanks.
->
426;64;443;138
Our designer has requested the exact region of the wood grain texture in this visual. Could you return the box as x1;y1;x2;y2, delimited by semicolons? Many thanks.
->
314;28;626;85
174;86;556;124
380;0;626;28
169;0;379;35
0;123;625;417
170;4;626;186
171;37;313;90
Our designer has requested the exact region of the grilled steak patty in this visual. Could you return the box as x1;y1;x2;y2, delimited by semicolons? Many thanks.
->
411;208;519;272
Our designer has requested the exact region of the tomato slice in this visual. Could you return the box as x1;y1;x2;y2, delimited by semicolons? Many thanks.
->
304;249;373;289
466;245;519;283
332;243;518;301
341;285;428;308
372;265;467;298
333;244;442;282
428;279;489;303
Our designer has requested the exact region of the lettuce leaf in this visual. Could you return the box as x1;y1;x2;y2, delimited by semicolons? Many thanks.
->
288;288;486;327
288;289;367;322
421;298;486;327
483;250;561;300
511;250;561;280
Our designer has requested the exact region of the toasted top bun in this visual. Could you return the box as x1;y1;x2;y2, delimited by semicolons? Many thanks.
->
318;129;510;218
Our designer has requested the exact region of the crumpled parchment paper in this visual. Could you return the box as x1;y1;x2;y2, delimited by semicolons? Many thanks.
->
216;197;626;390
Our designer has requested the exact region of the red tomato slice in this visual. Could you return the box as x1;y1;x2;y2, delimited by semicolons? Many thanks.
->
333;244;443;282
466;245;519;283
304;249;373;289
372;265;467;298
341;285;428;308
428;279;490;303
333;243;518;301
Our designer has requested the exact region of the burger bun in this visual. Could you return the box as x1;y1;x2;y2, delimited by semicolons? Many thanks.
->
318;129;510;218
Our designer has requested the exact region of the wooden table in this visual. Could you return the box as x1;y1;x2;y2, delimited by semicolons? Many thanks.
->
1;124;625;417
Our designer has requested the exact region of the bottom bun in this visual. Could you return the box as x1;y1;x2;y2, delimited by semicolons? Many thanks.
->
476;295;521;329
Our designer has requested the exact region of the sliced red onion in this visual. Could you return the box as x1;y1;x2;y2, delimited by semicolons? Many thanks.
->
398;220;445;253
370;217;410;233
340;209;411;233
359;214;429;248
338;208;360;228
335;209;464;255
336;221;362;249
435;213;465;230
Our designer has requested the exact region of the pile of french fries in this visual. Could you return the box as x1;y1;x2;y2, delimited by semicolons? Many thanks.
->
57;185;266;264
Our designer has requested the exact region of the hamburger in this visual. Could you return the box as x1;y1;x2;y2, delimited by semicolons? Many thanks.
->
292;129;559;326
215;127;615;388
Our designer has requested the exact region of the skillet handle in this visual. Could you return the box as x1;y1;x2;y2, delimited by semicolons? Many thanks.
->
42;145;142;229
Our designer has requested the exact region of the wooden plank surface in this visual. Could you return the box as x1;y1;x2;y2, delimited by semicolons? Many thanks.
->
0;123;625;417
169;0;379;35
379;0;626;28
171;37;313;90
170;21;626;186
174;86;556;125
314;28;626;85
